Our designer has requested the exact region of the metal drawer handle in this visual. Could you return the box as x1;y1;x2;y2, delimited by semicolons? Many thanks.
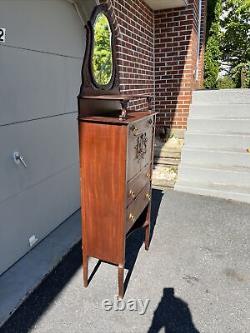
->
13;152;27;168
145;193;151;201
148;118;153;125
129;190;136;199
129;213;136;223
146;172;151;179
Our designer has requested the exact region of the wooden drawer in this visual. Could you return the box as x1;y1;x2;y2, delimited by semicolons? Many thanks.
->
126;183;151;233
127;116;154;181
126;165;151;206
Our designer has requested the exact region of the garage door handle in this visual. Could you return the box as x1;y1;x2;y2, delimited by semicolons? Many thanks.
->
13;152;27;168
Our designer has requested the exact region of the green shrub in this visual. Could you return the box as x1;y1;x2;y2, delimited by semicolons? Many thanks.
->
204;0;222;89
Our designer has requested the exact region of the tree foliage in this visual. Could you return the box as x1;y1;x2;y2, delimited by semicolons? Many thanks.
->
204;0;250;88
221;0;250;87
204;0;222;88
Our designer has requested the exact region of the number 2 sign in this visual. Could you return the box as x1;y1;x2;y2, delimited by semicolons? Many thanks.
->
0;28;6;43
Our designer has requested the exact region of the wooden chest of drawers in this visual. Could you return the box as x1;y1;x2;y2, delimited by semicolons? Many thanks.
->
79;111;156;297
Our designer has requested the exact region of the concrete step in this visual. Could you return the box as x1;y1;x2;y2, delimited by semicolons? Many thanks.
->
181;147;250;168
189;104;250;119
187;118;250;134
185;132;250;150
192;89;250;105
175;181;250;204
177;164;250;188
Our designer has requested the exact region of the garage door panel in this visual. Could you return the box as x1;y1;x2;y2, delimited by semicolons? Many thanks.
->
0;113;79;204
0;0;85;58
0;47;82;125
0;163;80;276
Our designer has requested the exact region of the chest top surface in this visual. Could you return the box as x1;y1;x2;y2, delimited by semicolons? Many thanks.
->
79;111;157;126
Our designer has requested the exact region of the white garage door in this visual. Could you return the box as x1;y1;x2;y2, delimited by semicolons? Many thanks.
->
0;0;85;275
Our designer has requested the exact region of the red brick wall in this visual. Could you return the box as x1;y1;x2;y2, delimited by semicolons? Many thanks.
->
154;0;207;129
101;0;154;111
100;0;206;128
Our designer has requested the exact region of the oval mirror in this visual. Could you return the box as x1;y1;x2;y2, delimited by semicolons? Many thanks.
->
92;12;113;87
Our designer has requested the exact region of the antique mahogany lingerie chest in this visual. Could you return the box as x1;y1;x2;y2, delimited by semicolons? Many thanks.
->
79;109;156;298
78;3;156;298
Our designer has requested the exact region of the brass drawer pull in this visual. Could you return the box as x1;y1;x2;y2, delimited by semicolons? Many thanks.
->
146;172;151;179
145;193;151;201
129;190;136;199
129;213;136;223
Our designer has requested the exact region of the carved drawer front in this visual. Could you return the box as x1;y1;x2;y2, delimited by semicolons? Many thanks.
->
127;116;154;181
126;183;151;233
126;165;151;206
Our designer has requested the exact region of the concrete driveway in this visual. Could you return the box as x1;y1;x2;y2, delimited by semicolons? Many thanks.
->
1;190;250;333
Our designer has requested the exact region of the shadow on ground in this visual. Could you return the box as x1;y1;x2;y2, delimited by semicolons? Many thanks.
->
1;189;164;333
148;288;200;333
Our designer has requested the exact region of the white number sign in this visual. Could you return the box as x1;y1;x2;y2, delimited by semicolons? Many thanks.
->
0;28;6;43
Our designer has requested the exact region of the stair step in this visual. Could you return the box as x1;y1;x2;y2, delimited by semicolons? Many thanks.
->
192;89;250;104
185;132;250;150
175;181;250;204
190;104;250;119
181;147;250;168
177;164;250;187
154;157;180;166
154;148;181;159
187;119;250;134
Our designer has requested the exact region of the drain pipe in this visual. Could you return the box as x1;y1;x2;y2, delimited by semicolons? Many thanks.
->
195;0;202;81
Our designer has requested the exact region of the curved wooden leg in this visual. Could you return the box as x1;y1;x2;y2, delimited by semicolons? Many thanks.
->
83;254;88;287
118;264;124;299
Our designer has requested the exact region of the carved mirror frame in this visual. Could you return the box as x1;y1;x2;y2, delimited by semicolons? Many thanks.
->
79;4;120;96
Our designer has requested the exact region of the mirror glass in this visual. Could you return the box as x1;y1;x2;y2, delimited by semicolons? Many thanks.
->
92;13;113;86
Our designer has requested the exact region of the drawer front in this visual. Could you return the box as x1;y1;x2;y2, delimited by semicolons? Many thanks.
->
126;183;151;233
127;165;151;206
127;116;154;180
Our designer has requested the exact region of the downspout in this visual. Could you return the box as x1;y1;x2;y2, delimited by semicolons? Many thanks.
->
195;0;202;81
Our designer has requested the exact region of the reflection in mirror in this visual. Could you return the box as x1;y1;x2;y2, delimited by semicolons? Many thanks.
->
92;13;113;86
